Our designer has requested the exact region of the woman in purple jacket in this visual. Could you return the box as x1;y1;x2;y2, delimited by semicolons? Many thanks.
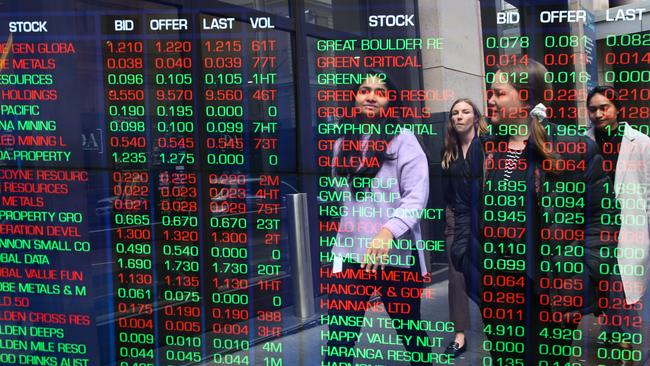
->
321;72;435;366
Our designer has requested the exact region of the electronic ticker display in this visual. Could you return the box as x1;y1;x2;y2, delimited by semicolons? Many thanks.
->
0;1;648;366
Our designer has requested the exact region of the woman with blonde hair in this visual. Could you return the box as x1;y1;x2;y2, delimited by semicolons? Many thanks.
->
441;98;488;357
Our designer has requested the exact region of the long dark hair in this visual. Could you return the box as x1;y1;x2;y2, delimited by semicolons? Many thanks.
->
334;69;400;179
441;98;489;170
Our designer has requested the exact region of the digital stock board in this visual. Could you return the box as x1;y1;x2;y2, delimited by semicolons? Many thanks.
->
0;1;648;365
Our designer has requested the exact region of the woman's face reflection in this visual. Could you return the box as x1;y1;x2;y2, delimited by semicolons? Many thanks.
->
451;101;476;136
355;75;389;117
588;93;619;131
487;70;528;125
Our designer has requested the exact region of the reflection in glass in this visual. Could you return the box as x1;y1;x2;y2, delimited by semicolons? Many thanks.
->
218;0;290;17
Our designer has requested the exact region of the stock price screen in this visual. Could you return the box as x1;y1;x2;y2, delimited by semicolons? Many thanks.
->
0;0;648;365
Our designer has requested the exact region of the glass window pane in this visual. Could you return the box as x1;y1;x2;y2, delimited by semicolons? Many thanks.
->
304;0;365;34
218;0;290;17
